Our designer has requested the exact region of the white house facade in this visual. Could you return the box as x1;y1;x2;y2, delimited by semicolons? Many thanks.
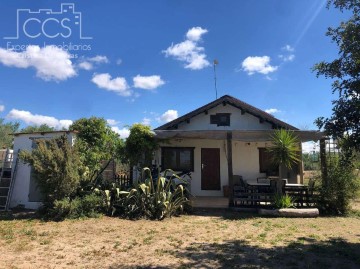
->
154;95;324;198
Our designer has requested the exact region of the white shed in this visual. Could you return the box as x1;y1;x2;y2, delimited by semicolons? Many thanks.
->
9;131;77;209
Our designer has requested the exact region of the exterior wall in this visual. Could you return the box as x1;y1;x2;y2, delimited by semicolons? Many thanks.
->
176;104;273;131
10;132;76;209
156;139;228;197
232;141;268;183
157;139;300;197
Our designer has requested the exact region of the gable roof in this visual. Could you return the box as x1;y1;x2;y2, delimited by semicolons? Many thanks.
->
155;95;298;130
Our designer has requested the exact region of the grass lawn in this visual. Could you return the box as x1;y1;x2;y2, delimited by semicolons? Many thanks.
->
1;206;360;269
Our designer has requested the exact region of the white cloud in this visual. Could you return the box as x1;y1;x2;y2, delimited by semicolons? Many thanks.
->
111;126;130;139
282;45;295;52
78;61;93;70
158;110;178;123
91;73;132;96
186;27;208;42
88;55;109;63
279;54;295;62
279;45;295;62
265;108;281;114
58;120;73;129
142;117;151;126
6;109;72;129
0;105;4;112
133;75;165;90
0;45;76;81
77;55;109;70
116;59;122;65
107;119;120;126
241;56;278;75
163;27;210;70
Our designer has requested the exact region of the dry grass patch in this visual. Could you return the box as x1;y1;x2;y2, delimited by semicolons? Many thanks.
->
0;208;359;269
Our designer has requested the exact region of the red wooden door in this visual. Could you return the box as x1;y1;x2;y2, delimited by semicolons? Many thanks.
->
201;148;220;190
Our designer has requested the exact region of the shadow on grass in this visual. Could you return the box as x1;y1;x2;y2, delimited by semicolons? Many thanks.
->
190;207;264;220
111;237;360;269
0;209;37;221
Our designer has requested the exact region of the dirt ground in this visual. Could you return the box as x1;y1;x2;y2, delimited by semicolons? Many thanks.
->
1;206;360;269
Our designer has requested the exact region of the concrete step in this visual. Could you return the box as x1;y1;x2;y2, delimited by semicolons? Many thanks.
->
191;196;229;208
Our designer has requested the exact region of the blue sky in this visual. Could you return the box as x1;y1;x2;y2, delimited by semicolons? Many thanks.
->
0;0;349;147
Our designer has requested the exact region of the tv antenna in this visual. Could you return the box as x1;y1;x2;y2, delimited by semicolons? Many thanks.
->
213;59;218;99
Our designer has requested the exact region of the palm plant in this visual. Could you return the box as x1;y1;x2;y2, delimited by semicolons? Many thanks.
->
268;129;301;170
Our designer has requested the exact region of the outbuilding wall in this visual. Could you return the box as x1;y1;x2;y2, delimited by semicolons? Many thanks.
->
10;132;76;209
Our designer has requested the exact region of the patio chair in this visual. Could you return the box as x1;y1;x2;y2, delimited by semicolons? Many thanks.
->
269;179;277;194
233;175;253;206
233;175;243;186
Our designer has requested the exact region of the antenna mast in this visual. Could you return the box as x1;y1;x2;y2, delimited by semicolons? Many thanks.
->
213;59;218;99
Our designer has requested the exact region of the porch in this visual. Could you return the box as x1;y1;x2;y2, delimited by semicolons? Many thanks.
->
155;129;326;202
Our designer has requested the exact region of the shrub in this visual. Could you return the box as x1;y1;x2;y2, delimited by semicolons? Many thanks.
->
318;155;360;215
273;194;295;209
49;194;104;221
19;135;84;205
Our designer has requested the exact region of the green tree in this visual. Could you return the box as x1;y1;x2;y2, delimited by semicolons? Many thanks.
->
19;135;83;205
124;124;158;168
0;118;20;148
313;0;360;151
69;117;124;183
21;124;55;133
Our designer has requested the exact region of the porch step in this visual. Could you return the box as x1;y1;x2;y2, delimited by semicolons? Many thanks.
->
191;196;229;208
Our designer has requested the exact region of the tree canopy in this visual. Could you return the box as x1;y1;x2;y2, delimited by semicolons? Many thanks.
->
20;124;55;133
124;124;158;168
0;118;19;149
69;117;124;182
313;0;360;151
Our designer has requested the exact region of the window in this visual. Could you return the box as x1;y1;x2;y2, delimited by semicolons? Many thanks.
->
210;113;230;126
161;147;194;171
258;148;279;176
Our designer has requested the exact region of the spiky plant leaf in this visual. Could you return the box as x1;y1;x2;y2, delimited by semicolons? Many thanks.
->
268;129;301;169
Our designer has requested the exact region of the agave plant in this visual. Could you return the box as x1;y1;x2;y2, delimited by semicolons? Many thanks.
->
111;167;189;220
268;129;301;169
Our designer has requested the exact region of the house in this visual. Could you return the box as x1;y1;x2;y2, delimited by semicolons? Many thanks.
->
153;95;325;203
6;131;77;210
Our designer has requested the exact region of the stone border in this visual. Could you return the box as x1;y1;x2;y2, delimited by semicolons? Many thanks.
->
258;208;319;218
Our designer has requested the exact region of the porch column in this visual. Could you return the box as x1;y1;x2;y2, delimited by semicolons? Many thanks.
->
319;138;328;187
299;142;304;184
227;131;234;204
